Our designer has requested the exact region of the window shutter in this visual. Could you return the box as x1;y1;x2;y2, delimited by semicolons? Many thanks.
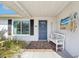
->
8;19;12;35
30;19;34;35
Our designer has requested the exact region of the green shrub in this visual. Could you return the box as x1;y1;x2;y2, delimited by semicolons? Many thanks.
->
0;39;27;58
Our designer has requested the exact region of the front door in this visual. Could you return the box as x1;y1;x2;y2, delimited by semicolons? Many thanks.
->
39;20;47;40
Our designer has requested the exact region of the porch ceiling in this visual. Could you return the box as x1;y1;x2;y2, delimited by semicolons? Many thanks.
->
0;1;71;18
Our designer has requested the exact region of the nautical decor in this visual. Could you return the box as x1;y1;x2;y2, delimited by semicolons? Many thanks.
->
60;12;78;32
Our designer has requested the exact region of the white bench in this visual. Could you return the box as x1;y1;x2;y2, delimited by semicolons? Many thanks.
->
48;33;65;52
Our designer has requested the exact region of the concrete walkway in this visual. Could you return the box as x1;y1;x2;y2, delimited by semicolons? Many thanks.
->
13;49;62;58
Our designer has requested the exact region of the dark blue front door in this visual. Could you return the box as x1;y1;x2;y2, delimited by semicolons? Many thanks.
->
39;20;47;40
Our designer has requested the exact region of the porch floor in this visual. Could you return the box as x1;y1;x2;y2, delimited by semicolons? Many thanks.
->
26;41;55;50
26;41;72;58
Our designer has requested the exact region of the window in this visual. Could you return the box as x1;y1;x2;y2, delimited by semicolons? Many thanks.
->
22;21;29;34
13;20;29;34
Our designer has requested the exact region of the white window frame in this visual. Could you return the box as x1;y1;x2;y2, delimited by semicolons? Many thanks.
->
12;19;30;36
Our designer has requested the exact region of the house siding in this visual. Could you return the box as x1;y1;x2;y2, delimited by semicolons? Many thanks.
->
0;17;54;41
55;2;79;57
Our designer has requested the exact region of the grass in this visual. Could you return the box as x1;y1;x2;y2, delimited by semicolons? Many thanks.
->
0;39;27;58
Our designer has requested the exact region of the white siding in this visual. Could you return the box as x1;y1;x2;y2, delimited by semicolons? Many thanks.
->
0;17;54;41
55;2;79;57
12;17;53;41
